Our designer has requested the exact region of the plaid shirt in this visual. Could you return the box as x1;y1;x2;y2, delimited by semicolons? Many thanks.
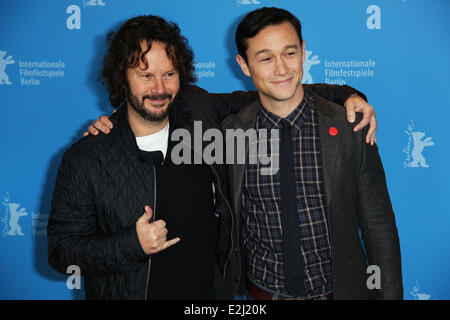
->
242;91;333;298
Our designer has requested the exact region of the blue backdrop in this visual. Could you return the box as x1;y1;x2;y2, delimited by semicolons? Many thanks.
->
1;0;449;300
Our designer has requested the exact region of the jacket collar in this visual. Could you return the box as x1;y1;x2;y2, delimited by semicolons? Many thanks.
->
113;103;152;161
306;87;342;212
226;86;339;128
225;86;344;214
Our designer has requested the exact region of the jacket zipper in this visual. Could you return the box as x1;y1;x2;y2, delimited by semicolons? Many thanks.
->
144;165;157;300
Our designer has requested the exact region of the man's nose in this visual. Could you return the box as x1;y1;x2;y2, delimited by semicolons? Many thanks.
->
151;77;165;95
274;58;288;76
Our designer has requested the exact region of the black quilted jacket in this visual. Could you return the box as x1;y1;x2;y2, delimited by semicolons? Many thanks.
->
47;85;256;299
47;84;362;299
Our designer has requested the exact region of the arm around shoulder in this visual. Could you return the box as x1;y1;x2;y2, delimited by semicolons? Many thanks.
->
305;83;367;105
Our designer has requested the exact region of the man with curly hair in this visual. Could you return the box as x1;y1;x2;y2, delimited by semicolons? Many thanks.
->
48;14;376;300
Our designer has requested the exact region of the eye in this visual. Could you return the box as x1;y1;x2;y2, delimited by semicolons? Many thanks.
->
259;57;271;62
163;72;177;80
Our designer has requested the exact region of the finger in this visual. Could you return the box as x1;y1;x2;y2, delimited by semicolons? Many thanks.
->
160;237;181;251
87;125;99;136
150;227;168;242
369;133;376;146
93;119;110;134
353;110;371;132
366;126;374;144
99;115;113;129
151;219;167;229
83;131;89;137
345;103;356;123
366;116;377;144
156;227;168;238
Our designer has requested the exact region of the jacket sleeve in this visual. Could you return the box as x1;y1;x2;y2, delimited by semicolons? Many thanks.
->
47;150;149;277
207;90;257;121
356;130;403;299
305;83;367;105
208;84;367;121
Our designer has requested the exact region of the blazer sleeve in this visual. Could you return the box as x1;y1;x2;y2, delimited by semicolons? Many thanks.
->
356;130;403;299
208;84;367;122
305;83;367;104
47;150;149;277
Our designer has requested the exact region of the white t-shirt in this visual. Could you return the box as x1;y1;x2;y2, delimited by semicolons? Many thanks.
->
135;122;169;159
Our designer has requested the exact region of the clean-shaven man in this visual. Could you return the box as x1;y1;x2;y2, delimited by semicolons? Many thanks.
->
221;7;402;300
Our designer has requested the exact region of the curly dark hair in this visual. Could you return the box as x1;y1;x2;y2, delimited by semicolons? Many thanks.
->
100;15;196;107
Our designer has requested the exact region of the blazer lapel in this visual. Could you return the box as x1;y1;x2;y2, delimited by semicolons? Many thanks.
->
317;103;342;212
223;102;259;215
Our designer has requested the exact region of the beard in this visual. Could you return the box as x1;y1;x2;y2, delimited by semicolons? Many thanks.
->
127;93;174;122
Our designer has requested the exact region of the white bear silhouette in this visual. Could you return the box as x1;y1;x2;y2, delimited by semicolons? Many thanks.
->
408;131;434;168
0;50;15;85
3;194;28;236
302;50;320;84
5;203;28;236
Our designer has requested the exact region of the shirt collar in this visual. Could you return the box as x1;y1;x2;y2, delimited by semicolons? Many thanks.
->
258;90;314;132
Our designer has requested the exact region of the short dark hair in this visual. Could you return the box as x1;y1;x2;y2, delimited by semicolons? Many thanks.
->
100;15;196;107
235;7;303;62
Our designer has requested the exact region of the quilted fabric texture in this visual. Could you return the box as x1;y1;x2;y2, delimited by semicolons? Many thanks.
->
48;105;157;299
47;85;243;299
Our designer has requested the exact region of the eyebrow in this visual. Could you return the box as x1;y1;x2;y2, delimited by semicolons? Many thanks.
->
254;44;299;58
136;68;177;74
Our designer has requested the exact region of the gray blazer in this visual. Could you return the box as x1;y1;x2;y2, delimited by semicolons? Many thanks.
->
221;88;403;299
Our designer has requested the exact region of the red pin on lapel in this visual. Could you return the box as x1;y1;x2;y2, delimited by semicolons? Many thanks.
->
329;127;338;136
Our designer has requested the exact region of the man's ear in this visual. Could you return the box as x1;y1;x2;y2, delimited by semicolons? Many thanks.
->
236;54;251;77
301;40;306;65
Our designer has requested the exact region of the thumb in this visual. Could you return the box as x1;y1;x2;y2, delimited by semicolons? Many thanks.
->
144;205;153;221
138;205;153;223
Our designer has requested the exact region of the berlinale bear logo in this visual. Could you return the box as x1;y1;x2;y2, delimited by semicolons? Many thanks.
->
403;120;434;169
0;50;15;85
2;193;28;236
302;50;320;84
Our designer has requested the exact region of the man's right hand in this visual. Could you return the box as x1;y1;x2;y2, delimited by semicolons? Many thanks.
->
136;205;180;255
82;113;114;137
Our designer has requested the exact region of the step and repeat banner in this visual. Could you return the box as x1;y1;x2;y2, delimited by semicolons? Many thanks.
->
1;0;449;300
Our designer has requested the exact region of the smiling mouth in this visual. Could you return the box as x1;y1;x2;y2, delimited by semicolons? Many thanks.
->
148;99;167;106
272;77;293;85
143;94;172;107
